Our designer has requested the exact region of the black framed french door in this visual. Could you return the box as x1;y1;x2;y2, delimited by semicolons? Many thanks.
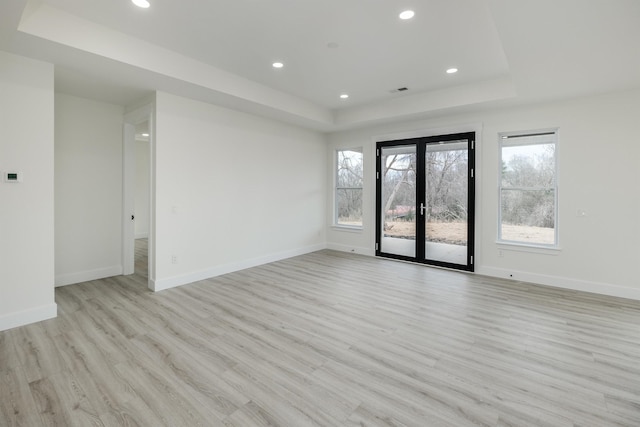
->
375;132;475;271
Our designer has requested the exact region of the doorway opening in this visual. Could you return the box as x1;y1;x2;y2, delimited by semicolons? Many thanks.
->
375;132;475;271
123;103;154;290
133;122;150;282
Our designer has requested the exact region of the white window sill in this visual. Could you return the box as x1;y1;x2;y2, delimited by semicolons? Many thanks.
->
496;241;561;255
332;225;363;233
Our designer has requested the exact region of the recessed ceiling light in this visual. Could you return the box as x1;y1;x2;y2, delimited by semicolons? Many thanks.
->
446;68;458;74
340;94;349;99
132;0;150;8
399;10;415;20
272;62;284;69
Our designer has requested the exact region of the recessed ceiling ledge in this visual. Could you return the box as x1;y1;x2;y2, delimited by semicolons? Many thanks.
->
17;1;334;128
333;77;517;128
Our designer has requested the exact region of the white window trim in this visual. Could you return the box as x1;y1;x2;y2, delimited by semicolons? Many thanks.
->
498;128;559;249
496;241;561;254
334;147;364;229
331;224;363;233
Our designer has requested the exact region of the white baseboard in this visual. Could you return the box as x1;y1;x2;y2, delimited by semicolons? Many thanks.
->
327;242;640;301
135;233;149;239
55;265;123;287
326;243;375;257
0;303;57;332
476;266;640;301
151;243;327;292
147;239;640;301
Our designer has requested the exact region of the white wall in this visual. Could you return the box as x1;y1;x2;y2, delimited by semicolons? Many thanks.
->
55;93;124;286
327;88;640;300
153;92;327;290
0;52;56;331
135;140;150;238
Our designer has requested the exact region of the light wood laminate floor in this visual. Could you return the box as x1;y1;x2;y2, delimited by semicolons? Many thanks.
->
2;249;640;426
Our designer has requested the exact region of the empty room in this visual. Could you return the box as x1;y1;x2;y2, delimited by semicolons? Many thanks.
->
1;0;640;425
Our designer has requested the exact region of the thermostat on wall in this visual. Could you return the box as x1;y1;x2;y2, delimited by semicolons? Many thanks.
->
4;172;23;183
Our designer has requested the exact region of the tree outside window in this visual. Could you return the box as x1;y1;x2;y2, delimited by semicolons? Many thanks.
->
499;130;558;246
336;148;363;227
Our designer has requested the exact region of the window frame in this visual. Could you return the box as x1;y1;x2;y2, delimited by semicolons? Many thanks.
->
498;129;559;248
334;147;364;229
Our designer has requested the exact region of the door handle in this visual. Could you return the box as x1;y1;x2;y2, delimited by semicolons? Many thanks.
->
420;203;426;216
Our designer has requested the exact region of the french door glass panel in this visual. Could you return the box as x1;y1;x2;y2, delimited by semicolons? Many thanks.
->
380;145;417;258
425;140;468;265
377;133;474;271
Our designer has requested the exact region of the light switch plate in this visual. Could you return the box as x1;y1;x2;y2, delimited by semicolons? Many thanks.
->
4;171;23;183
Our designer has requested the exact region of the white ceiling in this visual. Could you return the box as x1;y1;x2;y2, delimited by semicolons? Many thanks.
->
2;0;640;131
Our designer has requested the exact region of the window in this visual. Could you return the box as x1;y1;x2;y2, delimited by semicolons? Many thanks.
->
335;148;363;227
499;130;557;247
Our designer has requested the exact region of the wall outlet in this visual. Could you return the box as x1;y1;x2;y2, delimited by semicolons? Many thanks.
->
498;249;504;258
171;255;178;264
